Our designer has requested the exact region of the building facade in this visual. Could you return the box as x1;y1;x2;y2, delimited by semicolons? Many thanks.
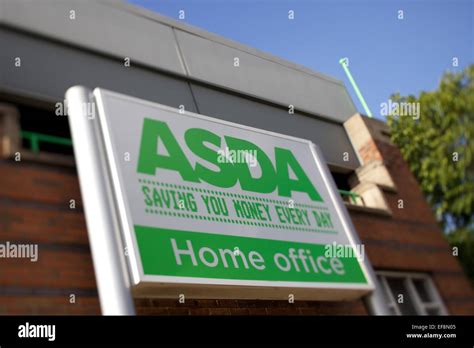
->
0;0;472;315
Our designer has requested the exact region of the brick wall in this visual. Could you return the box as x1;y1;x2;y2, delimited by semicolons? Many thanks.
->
0;160;99;314
346;115;474;315
0;158;367;315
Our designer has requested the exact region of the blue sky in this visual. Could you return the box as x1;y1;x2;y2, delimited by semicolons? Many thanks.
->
129;0;473;120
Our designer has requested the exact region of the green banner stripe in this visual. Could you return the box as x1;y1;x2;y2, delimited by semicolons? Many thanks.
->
135;225;367;284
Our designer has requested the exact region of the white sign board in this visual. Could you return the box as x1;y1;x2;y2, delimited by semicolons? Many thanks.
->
90;88;373;300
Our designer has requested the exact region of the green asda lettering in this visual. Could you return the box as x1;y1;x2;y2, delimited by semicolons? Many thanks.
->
137;118;322;202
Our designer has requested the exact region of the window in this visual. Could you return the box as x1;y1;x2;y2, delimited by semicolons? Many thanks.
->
331;170;364;206
376;271;448;315
0;97;74;166
331;171;352;192
18;102;73;156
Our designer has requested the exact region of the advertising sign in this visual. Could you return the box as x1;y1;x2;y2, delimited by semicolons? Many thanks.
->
93;88;373;300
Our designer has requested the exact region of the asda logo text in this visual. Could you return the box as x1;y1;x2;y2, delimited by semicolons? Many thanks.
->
137;119;322;202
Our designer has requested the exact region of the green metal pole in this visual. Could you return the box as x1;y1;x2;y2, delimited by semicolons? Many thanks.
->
31;133;40;153
339;58;373;118
21;130;72;153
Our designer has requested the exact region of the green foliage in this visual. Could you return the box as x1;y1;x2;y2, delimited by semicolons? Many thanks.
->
447;228;474;285
387;65;474;230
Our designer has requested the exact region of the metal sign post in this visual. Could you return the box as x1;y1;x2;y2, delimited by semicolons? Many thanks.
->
66;86;135;315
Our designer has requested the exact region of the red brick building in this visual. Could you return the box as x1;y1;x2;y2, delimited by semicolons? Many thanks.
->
0;0;472;315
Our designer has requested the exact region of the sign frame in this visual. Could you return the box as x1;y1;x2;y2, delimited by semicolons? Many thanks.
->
89;87;376;301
